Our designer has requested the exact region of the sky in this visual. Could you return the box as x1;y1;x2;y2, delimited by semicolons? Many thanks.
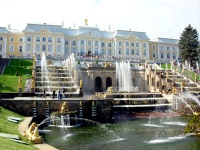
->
0;0;199;39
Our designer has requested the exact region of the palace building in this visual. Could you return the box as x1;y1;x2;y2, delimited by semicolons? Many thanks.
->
0;21;179;62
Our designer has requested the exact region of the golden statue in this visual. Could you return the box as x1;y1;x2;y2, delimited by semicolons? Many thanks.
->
23;122;43;144
80;79;83;88
18;76;22;88
23;122;37;140
92;101;95;106
33;101;36;107
61;102;68;114
46;101;49;107
107;86;113;94
32;70;35;78
31;79;35;88
31;127;43;144
84;18;88;26
80;101;82;107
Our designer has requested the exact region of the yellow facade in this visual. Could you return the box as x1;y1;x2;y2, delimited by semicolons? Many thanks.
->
0;23;179;62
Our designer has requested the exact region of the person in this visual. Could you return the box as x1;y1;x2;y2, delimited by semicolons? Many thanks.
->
52;90;55;99
63;88;65;98
59;90;62;100
44;89;46;98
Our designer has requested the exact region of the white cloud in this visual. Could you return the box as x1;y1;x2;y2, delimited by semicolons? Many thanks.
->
0;0;199;39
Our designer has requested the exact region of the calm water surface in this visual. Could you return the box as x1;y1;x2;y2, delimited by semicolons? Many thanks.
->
43;116;200;150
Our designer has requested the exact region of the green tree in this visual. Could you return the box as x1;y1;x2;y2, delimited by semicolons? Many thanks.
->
178;24;199;64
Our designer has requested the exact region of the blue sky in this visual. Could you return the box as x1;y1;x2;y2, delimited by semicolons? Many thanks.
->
0;0;199;39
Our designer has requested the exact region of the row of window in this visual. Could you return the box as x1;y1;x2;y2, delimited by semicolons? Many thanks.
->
0;37;23;42
152;52;177;59
152;45;177;51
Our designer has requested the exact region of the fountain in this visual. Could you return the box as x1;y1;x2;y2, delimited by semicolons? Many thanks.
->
116;61;132;92
35;53;80;97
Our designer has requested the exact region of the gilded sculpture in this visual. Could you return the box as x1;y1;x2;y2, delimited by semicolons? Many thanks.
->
18;76;22;88
23;122;43;144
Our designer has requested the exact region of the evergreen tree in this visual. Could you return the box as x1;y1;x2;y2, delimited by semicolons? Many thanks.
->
178;24;199;64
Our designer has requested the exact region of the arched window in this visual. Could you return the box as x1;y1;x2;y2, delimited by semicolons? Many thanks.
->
131;42;134;47
48;37;52;42
143;43;146;48
0;37;3;41
72;48;76;54
18;45;22;52
72;40;76;45
153;52;156;58
136;49;139;55
161;52;164;58
88;40;91;45
10;37;14;42
173;47;176;50
0;44;2;51
153;45;156;49
143;50;146;56
27;36;31;42
160;46;164;50
42;44;46;51
167;52;170;59
119;48;122;54
27;44;31;51
42;37;46;42
108;49;111;56
81;40;84;45
9;45;14;52
48;45;52;52
57;45;61;52
57;37;61;42
36;36;40;42
81;47;84;55
136;42;139;47
19;38;22;42
101;42;105;47
36;44;40;52
119;41;122;46
101;49;105;55
95;41;98;46
108;43;111;47
65;47;68;54
132;49;134;55
173;53;176;59
126;49;129;55
126;42;129;47
65;40;69;45
95;48;98;55
167;47;170;50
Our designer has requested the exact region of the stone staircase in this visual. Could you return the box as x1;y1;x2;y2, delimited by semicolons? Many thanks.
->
0;58;10;75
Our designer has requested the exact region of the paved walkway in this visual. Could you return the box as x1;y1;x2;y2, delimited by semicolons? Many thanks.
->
18;117;58;150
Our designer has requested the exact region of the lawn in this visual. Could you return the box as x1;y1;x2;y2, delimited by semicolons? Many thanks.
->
0;59;33;93
0;106;38;150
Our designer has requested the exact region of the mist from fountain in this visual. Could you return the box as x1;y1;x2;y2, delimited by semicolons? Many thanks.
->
116;61;133;92
63;53;78;89
174;95;194;113
41;52;51;93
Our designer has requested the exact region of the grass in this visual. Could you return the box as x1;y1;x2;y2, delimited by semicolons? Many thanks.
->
0;59;33;93
0;106;38;150
160;63;200;82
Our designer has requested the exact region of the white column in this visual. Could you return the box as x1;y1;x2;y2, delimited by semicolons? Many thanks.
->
61;36;64;56
114;40;117;57
78;39;80;55
98;41;100;55
3;36;7;58
22;36;26;57
33;36;36;56
52;36;55;56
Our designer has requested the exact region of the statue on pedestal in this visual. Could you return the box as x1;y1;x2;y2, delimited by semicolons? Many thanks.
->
18;76;22;88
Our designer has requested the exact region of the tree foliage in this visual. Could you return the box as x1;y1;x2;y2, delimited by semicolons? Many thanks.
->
178;24;199;64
